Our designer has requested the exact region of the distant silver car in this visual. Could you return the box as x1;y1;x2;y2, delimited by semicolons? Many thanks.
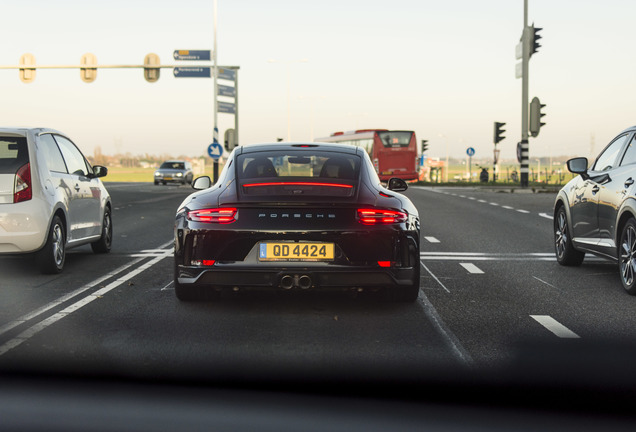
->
0;127;112;273
154;160;193;185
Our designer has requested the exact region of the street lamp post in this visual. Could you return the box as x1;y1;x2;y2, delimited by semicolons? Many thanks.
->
298;95;326;141
438;133;449;182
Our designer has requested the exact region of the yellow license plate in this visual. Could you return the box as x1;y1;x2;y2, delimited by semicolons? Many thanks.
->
165;176;173;180
259;242;334;261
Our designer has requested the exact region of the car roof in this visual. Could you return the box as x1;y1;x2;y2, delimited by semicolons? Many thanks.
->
0;127;65;137
617;126;636;135
238;142;361;155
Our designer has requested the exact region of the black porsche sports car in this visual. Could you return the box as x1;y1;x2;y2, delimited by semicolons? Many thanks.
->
173;142;420;302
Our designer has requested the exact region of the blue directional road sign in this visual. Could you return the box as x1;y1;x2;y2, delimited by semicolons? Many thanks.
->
218;101;236;114
208;142;223;160
218;84;236;98
173;50;211;61
466;147;475;157
218;68;236;81
173;67;211;78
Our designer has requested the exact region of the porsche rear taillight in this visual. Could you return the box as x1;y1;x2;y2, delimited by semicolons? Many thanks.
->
14;163;32;203
187;208;237;223
357;208;407;225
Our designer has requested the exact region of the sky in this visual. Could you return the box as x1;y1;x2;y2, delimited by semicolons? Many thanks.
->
1;0;635;161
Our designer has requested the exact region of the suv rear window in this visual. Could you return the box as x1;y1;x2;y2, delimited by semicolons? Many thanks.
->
0;137;28;174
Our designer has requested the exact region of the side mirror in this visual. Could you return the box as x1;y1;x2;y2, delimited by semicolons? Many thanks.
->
92;165;108;178
387;177;408;192
192;176;212;190
567;157;589;179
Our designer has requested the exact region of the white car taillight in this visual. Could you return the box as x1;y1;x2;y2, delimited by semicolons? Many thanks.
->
14;163;32;203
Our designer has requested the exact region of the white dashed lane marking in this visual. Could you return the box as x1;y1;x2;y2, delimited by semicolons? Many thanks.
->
530;315;580;338
460;263;484;274
424;236;440;243
420;252;554;261
411;187;550;218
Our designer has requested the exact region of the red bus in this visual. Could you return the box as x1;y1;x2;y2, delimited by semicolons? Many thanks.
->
315;129;419;182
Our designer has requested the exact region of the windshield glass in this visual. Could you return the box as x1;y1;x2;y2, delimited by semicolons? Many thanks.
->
160;162;185;170
378;132;413;148
2;2;636;428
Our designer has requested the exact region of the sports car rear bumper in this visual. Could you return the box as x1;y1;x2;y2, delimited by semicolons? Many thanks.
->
176;263;417;291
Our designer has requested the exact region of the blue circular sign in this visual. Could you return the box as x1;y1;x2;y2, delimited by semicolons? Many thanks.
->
466;147;475;157
207;142;223;160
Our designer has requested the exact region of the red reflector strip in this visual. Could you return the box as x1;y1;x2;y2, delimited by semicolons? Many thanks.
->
377;261;391;268
187;208;237;223
243;182;352;189
357;208;407;225
202;260;216;266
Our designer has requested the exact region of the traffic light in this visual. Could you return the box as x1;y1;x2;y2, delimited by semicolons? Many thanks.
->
531;24;542;56
421;139;429;154
494;122;506;144
224;128;237;151
529;97;546;137
80;53;97;83
144;53;160;83
19;53;36;83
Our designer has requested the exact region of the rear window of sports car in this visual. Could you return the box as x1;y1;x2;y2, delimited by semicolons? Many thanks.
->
237;151;360;197
0;137;28;174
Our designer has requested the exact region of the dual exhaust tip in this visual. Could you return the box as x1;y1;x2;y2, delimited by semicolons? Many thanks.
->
280;274;312;290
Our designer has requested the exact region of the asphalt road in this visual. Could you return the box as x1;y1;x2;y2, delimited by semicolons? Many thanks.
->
1;182;634;380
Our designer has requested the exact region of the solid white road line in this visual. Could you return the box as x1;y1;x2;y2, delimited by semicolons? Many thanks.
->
0;239;174;356
418;290;474;365
460;263;484;274
0;257;144;337
421;252;553;256
0;254;169;356
530;315;581;338
532;276;557;288
420;262;450;293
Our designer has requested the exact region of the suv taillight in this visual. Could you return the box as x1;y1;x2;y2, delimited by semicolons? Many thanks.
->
14;163;32;203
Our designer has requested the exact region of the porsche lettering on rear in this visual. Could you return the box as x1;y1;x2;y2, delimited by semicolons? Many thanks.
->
257;212;336;219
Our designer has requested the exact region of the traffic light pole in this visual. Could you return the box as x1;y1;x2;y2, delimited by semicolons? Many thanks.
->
520;0;529;188
213;0;220;183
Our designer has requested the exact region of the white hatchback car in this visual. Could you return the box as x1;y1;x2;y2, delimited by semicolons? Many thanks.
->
0;127;112;273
